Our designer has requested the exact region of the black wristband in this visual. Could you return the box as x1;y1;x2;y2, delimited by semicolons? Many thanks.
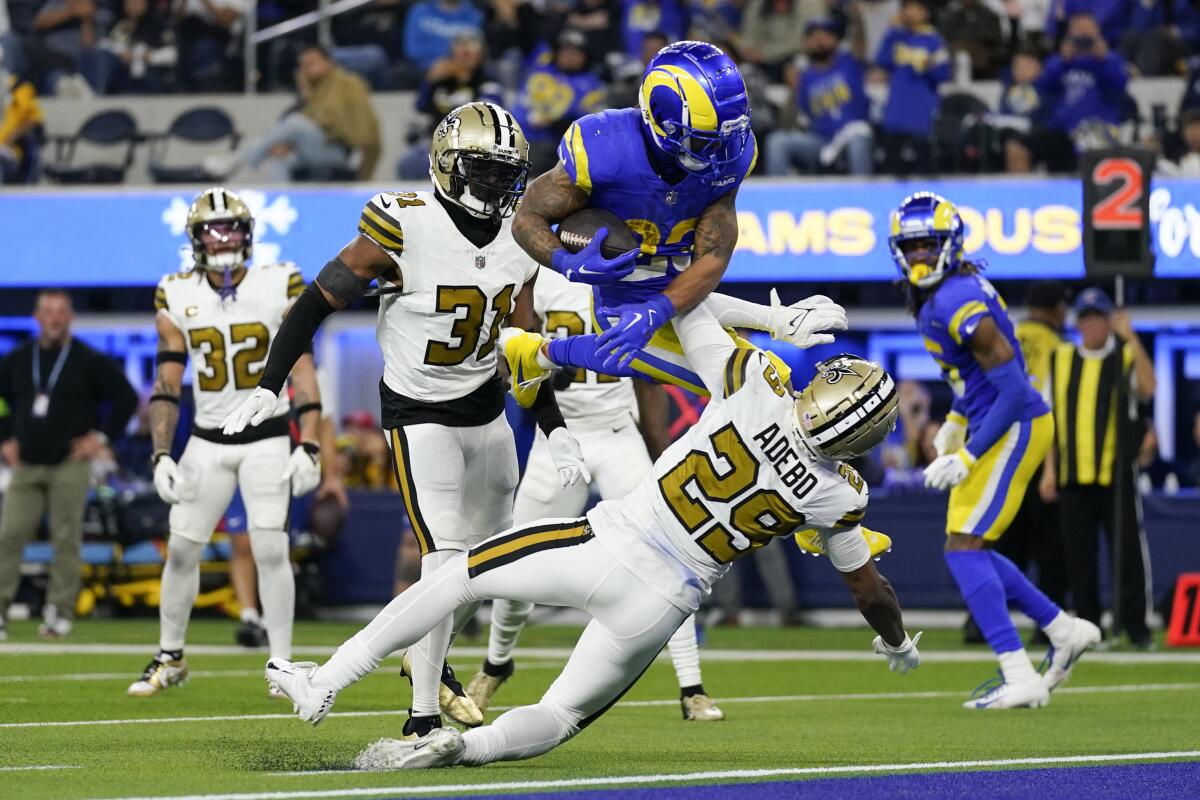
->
156;351;187;366
149;393;180;406
150;451;170;468
259;283;335;394
295;402;322;417
530;382;566;435
301;441;320;457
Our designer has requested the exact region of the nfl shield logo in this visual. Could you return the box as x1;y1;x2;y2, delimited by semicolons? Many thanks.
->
665;191;679;206
475;255;486;270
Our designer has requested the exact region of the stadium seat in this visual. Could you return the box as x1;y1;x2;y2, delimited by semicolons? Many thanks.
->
290;162;359;182
148;106;240;184
42;110;139;184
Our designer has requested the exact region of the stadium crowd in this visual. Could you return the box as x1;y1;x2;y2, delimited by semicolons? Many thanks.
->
3;0;1200;183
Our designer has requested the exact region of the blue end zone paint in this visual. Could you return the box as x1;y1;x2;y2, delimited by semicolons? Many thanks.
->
437;762;1200;800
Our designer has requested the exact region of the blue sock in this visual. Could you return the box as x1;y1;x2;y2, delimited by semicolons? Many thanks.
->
988;550;1060;628
547;335;637;378
944;549;1023;655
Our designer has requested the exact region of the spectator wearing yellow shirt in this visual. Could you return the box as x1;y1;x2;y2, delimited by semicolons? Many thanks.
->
0;70;43;184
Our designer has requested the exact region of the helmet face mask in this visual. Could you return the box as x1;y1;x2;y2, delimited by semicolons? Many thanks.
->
794;354;899;462
186;187;254;274
888;191;964;289
431;102;531;220
639;41;751;178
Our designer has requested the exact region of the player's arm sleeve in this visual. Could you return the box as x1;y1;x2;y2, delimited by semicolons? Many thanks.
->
671;302;739;396
557;121;593;194
816;524;871;573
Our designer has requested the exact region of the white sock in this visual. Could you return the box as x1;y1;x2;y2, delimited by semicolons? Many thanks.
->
997;649;1039;684
666;615;703;689
313;634;380;692
249;529;294;660
159;536;204;653
1042;610;1074;647
239;607;261;625
461;702;571;765
410;550;457;716
487;599;534;665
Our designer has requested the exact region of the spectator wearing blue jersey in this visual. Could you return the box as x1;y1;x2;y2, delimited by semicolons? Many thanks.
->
873;0;951;175
766;18;873;176
1121;0;1200;77
514;29;606;174
620;0;687;60
1007;13;1128;174
402;0;484;71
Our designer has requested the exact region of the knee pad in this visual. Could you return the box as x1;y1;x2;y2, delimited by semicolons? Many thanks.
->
165;535;205;571
248;529;290;568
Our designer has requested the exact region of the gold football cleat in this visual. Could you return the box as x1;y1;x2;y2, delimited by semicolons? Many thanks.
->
464;659;514;715
681;693;726;721
400;652;484;728
794;526;892;560
500;328;552;408
127;653;189;697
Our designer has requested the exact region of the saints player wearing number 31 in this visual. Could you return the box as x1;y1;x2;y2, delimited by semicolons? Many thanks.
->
262;307;920;770
222;102;588;742
129;188;325;698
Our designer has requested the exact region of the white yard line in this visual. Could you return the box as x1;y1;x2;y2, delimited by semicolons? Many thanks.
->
0;764;80;772
3;682;1197;731
3;643;1199;665
0;663;568;685
91;750;1200;800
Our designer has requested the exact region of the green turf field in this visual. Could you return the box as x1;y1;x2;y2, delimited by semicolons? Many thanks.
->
1;619;1197;800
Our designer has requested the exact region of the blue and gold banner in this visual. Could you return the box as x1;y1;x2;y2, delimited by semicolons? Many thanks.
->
2;177;1197;286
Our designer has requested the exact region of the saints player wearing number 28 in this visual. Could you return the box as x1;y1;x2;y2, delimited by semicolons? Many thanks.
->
262;306;921;770
891;192;1101;710
129;188;324;698
222;102;588;741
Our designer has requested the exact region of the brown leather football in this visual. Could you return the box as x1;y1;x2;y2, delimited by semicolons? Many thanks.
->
556;209;638;258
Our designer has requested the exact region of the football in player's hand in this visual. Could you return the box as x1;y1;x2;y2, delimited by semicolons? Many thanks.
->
557;209;638;258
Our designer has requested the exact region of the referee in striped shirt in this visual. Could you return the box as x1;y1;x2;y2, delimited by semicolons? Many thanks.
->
1042;288;1155;647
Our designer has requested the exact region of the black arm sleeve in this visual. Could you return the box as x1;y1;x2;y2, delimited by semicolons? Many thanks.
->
258;283;336;394
530;381;566;436
95;352;138;442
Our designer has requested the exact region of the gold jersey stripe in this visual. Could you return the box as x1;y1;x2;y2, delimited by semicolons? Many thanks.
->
360;206;405;251
835;508;867;528
569;122;592;193
723;348;752;398
948;301;988;345
286;274;305;299
154;287;168;311
467;522;590;574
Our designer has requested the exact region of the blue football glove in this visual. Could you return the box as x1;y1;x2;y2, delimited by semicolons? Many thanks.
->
551;226;639;285
594;294;675;373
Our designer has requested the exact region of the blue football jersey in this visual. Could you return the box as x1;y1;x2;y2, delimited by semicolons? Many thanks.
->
558;108;758;304
918;272;1047;433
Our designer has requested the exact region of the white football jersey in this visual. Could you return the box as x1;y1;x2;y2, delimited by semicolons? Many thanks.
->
359;190;539;403
533;269;636;430
155;264;301;430
589;348;867;608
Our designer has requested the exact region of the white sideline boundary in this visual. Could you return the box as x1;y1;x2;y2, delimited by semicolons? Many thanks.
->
3;643;1199;665
2;682;1197;730
0;764;80;772
91;751;1200;800
0;662;568;685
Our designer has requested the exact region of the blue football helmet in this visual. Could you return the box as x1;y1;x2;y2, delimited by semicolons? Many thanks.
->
888;192;966;288
638;41;751;178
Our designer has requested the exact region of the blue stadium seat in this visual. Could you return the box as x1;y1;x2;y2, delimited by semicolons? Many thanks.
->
149;106;240;184
43;110;139;185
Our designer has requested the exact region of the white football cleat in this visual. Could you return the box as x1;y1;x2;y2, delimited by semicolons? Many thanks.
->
353;727;465;770
681;693;726;721
265;659;336;725
1041;617;1102;691
963;677;1049;710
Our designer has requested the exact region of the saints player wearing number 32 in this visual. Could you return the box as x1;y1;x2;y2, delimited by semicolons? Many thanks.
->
129;187;325;698
221;102;589;742
261;308;921;770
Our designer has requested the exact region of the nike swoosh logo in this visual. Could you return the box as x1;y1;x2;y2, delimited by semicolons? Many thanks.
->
412;740;431;751
627;312;643;328
380;196;392;208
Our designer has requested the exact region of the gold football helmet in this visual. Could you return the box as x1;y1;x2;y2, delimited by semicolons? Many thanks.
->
430;101;530;220
186;186;254;272
795;354;898;461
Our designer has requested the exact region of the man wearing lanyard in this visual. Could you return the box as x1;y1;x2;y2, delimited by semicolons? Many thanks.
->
0;290;137;640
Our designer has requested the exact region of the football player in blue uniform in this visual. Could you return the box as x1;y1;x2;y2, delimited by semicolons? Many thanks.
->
506;40;847;400
891;192;1101;709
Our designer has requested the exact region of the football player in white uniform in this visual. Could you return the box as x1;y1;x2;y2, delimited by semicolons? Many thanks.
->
466;269;724;722
222;102;589;739
129;187;324;697
262;305;923;770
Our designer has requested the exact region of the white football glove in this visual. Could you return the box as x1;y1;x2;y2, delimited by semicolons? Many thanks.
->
873;631;923;674
924;450;974;491
283;444;321;496
768;289;848;349
547;427;591;488
153;454;182;504
933;416;967;456
221;387;279;436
